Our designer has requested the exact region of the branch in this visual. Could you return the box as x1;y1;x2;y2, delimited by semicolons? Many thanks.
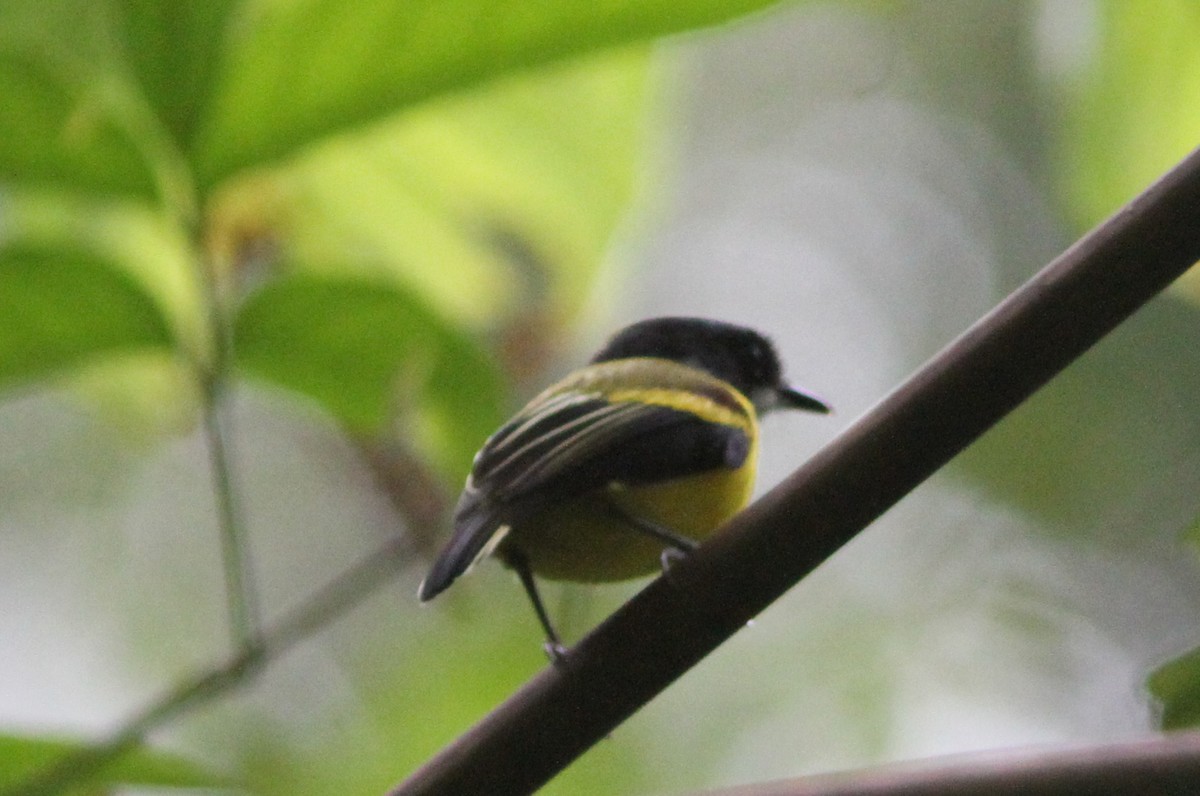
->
699;731;1200;795
389;146;1200;796
200;249;261;651
202;387;260;650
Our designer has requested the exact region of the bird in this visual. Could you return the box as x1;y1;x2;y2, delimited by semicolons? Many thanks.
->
417;316;830;657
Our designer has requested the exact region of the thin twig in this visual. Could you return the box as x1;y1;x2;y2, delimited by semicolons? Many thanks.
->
388;146;1200;796
198;245;262;651
202;386;260;650
6;535;418;796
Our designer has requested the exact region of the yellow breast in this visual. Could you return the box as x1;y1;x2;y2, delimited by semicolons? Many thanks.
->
509;359;760;582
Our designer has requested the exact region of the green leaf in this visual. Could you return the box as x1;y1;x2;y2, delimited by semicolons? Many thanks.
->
276;48;656;324
0;0;239;202
1149;645;1200;730
233;274;506;478
0;243;175;392
192;0;788;187
115;0;240;149
1059;0;1200;230
0;733;227;791
0;43;157;198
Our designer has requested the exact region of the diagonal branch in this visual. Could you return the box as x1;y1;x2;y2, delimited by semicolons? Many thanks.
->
389;145;1200;796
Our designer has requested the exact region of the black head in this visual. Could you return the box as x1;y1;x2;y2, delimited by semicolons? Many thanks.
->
591;316;830;415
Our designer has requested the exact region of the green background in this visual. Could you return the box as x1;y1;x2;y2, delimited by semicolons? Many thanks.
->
2;1;1199;794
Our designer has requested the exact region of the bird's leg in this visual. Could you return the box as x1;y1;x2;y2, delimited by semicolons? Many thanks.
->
604;495;698;573
502;547;568;663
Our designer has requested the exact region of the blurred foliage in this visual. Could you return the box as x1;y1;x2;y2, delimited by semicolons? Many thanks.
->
1058;0;1200;226
1149;516;1200;730
0;0;792;793
0;242;174;390
244;47;658;327
182;0;793;190
0;733;226;792
3;0;1200;794
1038;0;1200;740
0;0;719;450
1149;644;1200;731
231;596;654;796
956;298;1200;533
1057;0;1200;303
233;273;505;479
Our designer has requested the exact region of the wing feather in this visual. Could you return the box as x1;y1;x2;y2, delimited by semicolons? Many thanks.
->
420;374;752;600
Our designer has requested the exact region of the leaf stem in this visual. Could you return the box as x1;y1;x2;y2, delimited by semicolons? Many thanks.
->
203;382;259;651
197;244;261;652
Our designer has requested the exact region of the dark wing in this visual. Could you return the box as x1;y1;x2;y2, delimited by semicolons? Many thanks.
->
417;390;749;600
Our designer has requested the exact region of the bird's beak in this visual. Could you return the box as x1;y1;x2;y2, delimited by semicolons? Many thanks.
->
776;383;832;414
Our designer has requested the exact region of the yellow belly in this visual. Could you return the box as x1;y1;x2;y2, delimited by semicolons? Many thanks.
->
508;460;757;582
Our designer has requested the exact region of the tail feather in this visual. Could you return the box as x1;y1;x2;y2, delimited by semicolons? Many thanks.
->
418;499;506;602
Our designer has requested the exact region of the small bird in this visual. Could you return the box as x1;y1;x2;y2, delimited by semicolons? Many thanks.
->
418;316;830;656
